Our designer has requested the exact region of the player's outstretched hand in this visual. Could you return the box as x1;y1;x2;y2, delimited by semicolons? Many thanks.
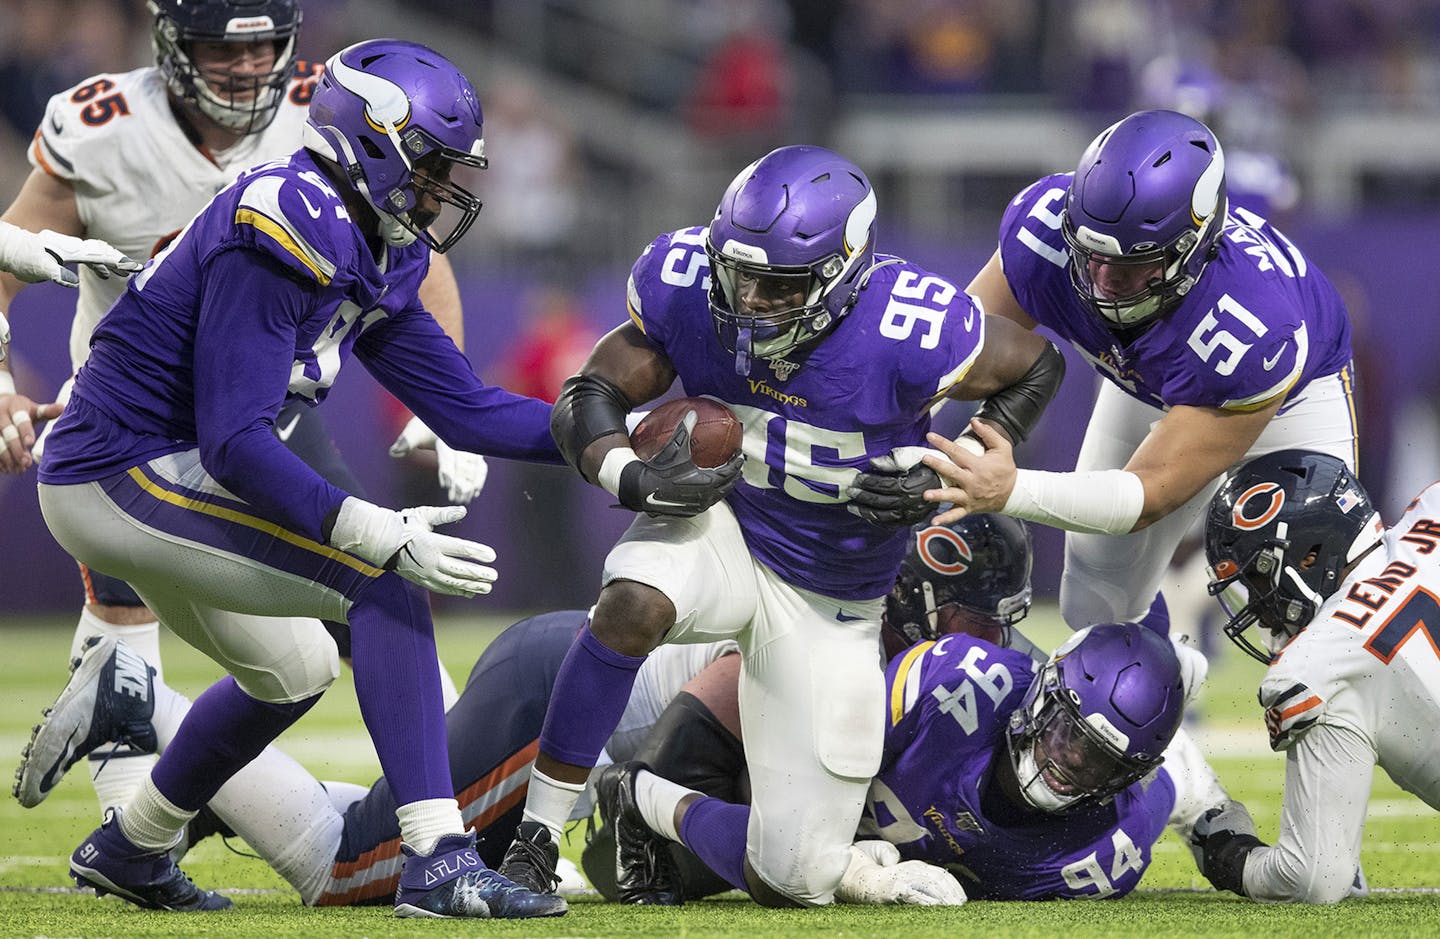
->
616;410;744;517
0;220;142;287
836;841;966;906
848;447;944;527
1190;799;1264;896
389;415;490;504
328;497;497;597
922;419;1019;526
0;382;63;474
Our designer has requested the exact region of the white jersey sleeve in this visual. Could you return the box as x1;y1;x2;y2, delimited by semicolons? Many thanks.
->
29;65;316;372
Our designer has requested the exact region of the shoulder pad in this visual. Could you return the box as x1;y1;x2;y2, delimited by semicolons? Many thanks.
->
30;70;152;181
627;226;709;338
232;168;358;287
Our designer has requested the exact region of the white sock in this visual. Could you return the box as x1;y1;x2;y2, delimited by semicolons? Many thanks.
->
521;768;587;844
395;797;464;856
438;663;460;712
71;609;164;682
634;770;699;842
120;777;195;852
71;610;164;812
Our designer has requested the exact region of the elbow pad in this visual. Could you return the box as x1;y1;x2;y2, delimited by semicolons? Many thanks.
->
973;340;1065;445
550;373;634;469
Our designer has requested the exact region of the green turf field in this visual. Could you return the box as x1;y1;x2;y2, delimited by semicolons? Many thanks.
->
3;608;1439;938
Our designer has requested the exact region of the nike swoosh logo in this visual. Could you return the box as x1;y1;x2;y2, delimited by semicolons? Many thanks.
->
1262;347;1286;371
39;727;82;793
275;411;302;442
645;493;688;509
964;307;976;331
298;190;323;220
835;610;866;622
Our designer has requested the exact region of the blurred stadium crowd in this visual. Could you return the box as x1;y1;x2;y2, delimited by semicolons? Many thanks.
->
3;0;1439;613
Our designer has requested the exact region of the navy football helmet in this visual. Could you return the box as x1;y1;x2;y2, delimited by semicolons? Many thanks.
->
149;0;301;134
1006;623;1183;813
882;514;1033;660
303;40;487;253
1205;450;1382;664
1062;109;1227;330
706;145;878;376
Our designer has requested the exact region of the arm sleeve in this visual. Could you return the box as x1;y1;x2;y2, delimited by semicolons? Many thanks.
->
355;307;563;464
1242;721;1374;904
192;247;350;540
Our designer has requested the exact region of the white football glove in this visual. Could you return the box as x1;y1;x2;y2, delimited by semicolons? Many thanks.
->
0;310;9;363
328;496;497;597
0;219;142;287
1170;633;1209;705
835;840;967;906
389;415;490;504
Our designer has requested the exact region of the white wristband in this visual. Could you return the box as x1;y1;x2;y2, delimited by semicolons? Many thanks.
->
0;369;14;396
597;446;641;497
1002;468;1145;535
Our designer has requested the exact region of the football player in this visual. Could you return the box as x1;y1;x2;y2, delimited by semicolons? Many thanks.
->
0;0;485;814
921;110;1358;640
584;518;1229;904
596;621;1227;904
494;142;1070;909
1192;449;1431;903
18;612;735;906
29;40;567;918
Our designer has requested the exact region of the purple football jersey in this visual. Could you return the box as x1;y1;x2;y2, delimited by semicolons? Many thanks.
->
870;635;1175;900
998;173;1352;411
40;149;558;540
626;227;985;600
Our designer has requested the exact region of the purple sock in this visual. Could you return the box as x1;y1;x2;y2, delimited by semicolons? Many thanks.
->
1137;591;1171;635
150;676;318;810
347;575;450;805
678;796;751;892
538;626;646;766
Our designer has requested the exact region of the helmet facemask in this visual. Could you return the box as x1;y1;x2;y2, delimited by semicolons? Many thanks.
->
1006;660;1161;814
378;135;487;254
149;1;300;135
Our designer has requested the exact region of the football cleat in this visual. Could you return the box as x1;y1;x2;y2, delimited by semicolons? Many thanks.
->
595;761;682;905
70;807;231;911
395;831;567;919
14;636;157;808
497;820;564;896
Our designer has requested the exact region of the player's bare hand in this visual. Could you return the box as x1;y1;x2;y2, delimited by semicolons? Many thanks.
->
1;391;63;474
921;419;1018;525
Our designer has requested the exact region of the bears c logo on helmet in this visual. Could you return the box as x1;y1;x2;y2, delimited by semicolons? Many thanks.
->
917;525;971;576
1231;482;1285;531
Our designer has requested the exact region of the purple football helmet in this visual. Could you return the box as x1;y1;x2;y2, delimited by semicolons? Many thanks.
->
1006;622;1183;813
1205;450;1382;664
706;145;878;376
302;40;487;253
882;514;1033;660
1062;109;1228;330
149;0;301;134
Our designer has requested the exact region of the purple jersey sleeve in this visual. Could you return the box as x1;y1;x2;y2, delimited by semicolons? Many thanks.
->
192;246;349;540
355;307;563;464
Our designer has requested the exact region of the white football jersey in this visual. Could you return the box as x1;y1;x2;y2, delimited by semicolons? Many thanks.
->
1261;483;1440;798
29;64;320;371
1243;483;1440;901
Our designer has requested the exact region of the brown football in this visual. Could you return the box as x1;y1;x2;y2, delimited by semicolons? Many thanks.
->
631;397;743;468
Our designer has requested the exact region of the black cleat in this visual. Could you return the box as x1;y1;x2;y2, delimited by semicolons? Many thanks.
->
497;820;562;895
595;761;682;905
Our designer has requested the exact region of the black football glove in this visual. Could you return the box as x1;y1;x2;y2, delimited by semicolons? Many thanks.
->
617;411;745;517
1190;800;1265;896
847;463;941;527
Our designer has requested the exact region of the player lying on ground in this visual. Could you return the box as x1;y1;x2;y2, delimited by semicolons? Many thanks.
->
1193;449;1429;903
583;520;1232;904
27;39;568;919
